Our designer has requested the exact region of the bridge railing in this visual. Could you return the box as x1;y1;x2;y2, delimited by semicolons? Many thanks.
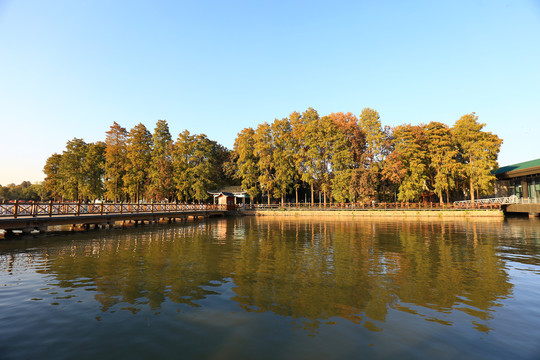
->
0;202;228;218
453;196;520;207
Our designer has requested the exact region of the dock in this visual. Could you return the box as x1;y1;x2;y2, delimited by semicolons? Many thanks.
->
0;202;232;236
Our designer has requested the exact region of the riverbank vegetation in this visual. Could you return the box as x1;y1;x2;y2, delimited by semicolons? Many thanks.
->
39;109;502;204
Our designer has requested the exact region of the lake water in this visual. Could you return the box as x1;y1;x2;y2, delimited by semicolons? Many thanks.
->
1;216;540;359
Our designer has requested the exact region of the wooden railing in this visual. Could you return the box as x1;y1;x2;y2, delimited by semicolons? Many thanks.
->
0;201;229;218
243;202;502;211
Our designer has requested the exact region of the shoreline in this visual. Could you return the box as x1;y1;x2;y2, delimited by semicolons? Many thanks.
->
241;209;504;218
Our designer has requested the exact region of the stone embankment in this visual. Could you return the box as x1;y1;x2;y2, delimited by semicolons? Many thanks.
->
242;209;504;218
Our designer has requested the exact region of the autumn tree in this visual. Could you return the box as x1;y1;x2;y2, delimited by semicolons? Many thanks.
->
452;113;502;204
173;131;220;202
294;108;321;204
125;123;153;202
254;123;275;204
392;124;429;202
104;122;128;201
270;118;296;204
329;112;368;203
233;127;260;202
426;122;457;204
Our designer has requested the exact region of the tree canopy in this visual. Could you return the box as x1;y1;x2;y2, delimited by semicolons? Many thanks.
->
40;111;502;204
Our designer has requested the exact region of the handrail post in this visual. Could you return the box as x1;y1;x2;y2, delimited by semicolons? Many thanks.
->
77;201;81;216
49;200;53;217
100;202;104;215
14;200;18;219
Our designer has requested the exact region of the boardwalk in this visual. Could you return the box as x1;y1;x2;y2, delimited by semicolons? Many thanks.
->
0;202;231;235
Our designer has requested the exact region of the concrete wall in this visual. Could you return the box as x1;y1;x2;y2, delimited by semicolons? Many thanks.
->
243;209;504;218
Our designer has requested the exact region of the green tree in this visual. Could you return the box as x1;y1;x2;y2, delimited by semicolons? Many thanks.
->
149;120;174;201
173;130;195;201
452;113;502;204
59;138;87;200
43;153;63;201
82;141;106;200
104;122;128;201
125;123;153;202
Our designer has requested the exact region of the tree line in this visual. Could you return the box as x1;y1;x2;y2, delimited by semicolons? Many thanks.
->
39;109;501;204
232;108;501;205
43;120;233;202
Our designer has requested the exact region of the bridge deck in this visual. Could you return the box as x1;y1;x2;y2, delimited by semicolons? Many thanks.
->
0;202;230;234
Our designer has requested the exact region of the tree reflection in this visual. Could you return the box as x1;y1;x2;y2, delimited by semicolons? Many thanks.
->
23;217;520;333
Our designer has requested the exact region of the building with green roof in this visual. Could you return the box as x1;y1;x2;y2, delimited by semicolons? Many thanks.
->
495;158;540;199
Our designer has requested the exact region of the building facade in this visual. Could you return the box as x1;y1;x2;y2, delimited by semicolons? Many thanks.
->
495;158;540;199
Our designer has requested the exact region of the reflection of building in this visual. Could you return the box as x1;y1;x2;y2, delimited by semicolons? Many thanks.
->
495;158;540;199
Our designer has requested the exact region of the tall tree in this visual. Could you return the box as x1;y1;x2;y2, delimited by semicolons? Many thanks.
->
270;118;296;204
233;128;260;202
43;153;63;201
173;131;220;202
254;122;275;204
358;108;388;200
294;108;320;204
392;124;429;202
452;113;502;204
125;123;153;202
149;120;174;201
173;130;195;201
426;122;457;204
104;122;128;201
329;112;367;203
59;138;87;200
82;141;106;200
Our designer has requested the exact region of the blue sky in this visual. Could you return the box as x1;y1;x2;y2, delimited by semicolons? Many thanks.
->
1;0;539;185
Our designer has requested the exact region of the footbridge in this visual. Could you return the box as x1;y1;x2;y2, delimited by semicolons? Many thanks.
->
0;202;231;236
454;196;540;217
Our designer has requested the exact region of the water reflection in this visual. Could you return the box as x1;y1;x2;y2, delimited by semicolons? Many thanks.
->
1;217;533;334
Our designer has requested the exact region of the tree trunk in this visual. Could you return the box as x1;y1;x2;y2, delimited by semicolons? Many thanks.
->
295;188;298;206
267;192;270;205
470;179;475;205
439;190;443;205
446;188;450;204
311;183;314;206
323;190;327;207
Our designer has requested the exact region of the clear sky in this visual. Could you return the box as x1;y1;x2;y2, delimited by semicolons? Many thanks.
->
1;0;539;185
